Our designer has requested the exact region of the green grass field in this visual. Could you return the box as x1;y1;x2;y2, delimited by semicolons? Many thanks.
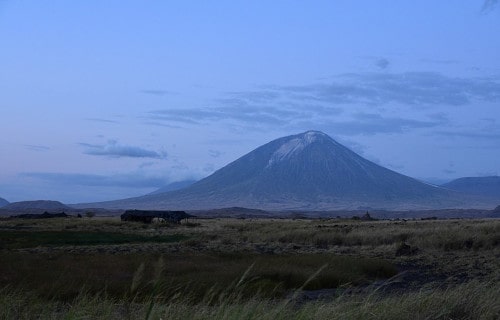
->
0;230;187;249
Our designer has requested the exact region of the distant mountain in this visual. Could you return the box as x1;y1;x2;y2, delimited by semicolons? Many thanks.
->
148;180;197;195
2;200;71;211
0;197;9;208
441;176;500;198
81;131;494;210
191;207;273;218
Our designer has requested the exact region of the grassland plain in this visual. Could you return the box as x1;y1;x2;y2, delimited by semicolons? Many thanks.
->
0;216;499;319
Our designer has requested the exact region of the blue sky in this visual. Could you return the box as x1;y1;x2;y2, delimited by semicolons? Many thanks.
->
1;1;499;203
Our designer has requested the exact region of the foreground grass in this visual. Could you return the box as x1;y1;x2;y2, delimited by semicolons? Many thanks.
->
1;281;498;319
1;217;499;318
0;252;397;301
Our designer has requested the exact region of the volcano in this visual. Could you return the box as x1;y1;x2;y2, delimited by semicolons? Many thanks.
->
83;131;492;210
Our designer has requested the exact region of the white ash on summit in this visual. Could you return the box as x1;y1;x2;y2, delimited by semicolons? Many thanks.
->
268;131;327;167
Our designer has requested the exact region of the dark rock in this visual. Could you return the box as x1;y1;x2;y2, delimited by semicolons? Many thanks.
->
396;242;418;256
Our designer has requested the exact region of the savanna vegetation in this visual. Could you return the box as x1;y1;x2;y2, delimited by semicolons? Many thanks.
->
0;215;499;319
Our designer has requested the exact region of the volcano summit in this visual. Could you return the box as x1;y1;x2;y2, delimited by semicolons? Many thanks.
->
86;131;492;210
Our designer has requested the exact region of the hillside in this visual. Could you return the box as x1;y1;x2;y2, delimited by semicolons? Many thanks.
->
0;197;9;208
441;176;500;199
2;200;71;211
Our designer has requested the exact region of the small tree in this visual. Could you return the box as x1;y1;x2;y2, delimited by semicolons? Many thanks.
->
85;211;95;218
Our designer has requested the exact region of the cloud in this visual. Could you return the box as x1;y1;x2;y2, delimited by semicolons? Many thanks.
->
149;105;303;127
145;72;500;137
84;118;119;124
420;58;458;65
208;149;223;158
138;162;156;169
334;138;368;155
24;145;50;152
294;112;445;136
21;172;168;188
375;58;390;69
79;140;167;159
141;89;176;96
476;171;499;176
387;163;405;170
143;121;183;129
427;112;449;122
203;163;215;173
149;109;225;124
279;72;500;107
352;112;441;133
481;0;498;13
225;90;281;102
435;130;500;140
147;97;342;129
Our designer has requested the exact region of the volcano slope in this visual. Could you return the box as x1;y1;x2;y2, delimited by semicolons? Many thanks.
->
82;131;494;210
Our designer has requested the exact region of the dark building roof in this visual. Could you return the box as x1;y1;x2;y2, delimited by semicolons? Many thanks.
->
121;210;193;223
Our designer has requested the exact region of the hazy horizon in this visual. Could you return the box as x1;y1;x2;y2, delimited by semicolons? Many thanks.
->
1;1;500;203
